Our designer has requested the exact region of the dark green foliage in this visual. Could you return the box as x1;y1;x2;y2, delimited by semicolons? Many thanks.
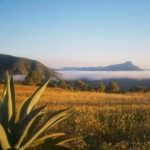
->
58;81;69;89
49;79;150;93
24;71;42;85
105;81;120;93
87;86;95;92
48;80;58;88
74;80;88;91
129;86;147;92
0;72;6;83
0;74;79;149
48;80;73;90
0;54;57;82
97;82;105;92
66;85;73;90
59;81;73;90
67;79;150;92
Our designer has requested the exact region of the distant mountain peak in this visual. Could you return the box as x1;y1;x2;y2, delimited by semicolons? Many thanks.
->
123;61;134;65
125;61;132;64
57;61;143;71
102;61;142;71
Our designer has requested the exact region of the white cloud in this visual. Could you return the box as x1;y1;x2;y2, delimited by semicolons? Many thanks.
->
58;71;150;80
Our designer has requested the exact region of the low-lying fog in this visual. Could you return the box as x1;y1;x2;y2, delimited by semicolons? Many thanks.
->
58;71;150;80
13;75;26;81
13;71;150;81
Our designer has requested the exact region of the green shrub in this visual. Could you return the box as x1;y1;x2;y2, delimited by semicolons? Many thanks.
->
97;82;105;92
105;81;120;93
74;80;88;91
0;73;79;150
24;70;42;85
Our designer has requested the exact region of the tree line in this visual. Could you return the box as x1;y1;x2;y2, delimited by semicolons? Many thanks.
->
23;70;150;93
48;80;120;93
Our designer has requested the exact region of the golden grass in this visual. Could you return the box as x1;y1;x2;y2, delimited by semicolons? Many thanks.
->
1;84;150;149
0;84;149;106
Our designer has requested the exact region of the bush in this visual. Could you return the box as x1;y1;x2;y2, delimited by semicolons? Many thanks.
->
0;73;79;149
129;86;147;92
74;80;88;91
57;80;68;88
48;80;58;88
105;81;120;93
97;82;105;92
24;70;42;85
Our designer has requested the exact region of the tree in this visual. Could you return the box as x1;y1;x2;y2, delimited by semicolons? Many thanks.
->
24;70;42;85
105;81;120;93
129;86;147;92
58;80;68;89
97;82;105;92
58;80;73;90
74;80;88;91
0;72;6;83
87;85;95;92
48;80;58;88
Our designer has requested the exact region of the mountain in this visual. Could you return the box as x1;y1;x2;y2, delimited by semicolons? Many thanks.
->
144;69;150;71
101;61;143;71
57;66;103;71
0;54;57;80
57;61;143;71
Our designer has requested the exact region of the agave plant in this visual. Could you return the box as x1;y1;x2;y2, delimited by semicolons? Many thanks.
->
0;73;78;150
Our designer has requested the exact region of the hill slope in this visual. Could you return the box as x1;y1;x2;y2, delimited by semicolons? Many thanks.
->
101;61;143;71
57;61;143;71
0;54;57;80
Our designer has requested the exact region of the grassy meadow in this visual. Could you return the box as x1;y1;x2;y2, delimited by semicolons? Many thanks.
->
1;84;150;150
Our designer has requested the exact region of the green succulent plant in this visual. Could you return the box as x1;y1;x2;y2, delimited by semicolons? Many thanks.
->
0;73;78;150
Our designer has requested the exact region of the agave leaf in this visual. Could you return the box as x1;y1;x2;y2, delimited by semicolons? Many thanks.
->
1;82;7;103
15;99;27;124
0;124;11;149
14;112;44;149
20;107;73;149
28;133;66;148
55;135;80;146
9;76;16;144
23;105;46;125
16;105;46;141
0;75;78;150
27;112;45;135
35;144;70;150
6;73;13;122
14;105;46;148
0;85;7;123
31;134;79;149
0;74;12;131
16;105;46;138
26;80;50;114
9;76;16;122
15;80;50;123
0;74;16;144
0;74;15;127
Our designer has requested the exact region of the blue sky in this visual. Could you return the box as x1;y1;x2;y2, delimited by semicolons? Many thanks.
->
0;0;150;68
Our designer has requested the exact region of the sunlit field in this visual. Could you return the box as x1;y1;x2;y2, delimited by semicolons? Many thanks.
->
1;84;150;150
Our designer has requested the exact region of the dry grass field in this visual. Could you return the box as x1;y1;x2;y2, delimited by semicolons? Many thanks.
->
1;84;150;150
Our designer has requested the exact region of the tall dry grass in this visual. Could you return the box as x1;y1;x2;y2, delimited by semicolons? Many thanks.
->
1;84;150;149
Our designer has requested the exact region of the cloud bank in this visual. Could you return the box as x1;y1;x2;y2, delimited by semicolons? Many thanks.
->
13;75;26;81
58;71;150;80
